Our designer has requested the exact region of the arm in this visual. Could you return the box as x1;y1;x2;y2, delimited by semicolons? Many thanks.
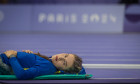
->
9;56;38;80
4;50;39;80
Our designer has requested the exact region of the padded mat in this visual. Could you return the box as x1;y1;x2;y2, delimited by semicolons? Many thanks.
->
0;74;92;80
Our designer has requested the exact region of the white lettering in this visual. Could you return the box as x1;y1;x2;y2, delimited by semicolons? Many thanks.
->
38;13;117;24
56;13;64;23
71;14;77;24
38;13;46;23
82;14;88;24
110;14;116;23
47;13;55;23
90;14;100;22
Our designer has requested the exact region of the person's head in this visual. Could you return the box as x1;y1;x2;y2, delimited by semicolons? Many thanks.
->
51;53;82;74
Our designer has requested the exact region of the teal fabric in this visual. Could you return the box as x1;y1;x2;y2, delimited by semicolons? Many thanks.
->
0;74;93;80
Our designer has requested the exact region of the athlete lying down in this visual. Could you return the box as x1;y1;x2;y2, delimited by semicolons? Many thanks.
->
0;50;85;80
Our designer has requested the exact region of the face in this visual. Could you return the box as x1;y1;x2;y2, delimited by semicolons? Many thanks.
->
51;53;75;71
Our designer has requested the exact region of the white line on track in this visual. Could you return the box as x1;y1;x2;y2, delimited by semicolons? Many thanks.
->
83;59;140;61
91;78;140;79
82;64;140;69
79;54;140;56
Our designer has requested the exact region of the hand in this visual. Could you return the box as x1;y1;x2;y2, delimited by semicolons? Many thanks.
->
4;50;17;58
22;50;33;54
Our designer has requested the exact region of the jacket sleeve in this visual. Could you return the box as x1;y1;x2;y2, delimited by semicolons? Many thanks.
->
78;66;86;74
0;52;32;66
9;57;39;80
0;53;11;65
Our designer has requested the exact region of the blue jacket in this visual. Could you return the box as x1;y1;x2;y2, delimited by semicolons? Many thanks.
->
0;52;86;80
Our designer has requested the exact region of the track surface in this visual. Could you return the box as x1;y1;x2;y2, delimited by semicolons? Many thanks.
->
0;33;140;83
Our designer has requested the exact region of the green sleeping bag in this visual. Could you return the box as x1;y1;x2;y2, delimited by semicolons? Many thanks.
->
0;74;92;80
